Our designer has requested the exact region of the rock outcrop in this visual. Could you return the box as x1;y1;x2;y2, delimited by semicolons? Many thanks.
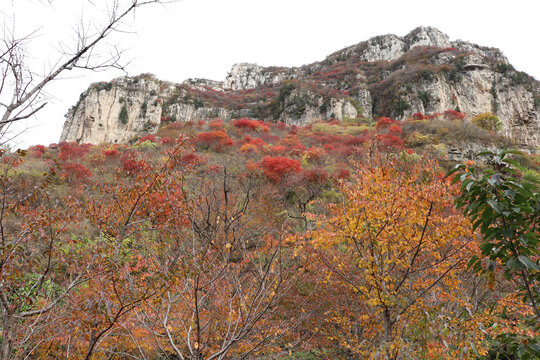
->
60;77;163;144
61;26;540;147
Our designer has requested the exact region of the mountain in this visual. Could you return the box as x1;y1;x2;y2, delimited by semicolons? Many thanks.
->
60;26;540;147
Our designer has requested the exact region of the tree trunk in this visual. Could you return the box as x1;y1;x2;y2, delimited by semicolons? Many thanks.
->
383;308;393;360
1;314;13;360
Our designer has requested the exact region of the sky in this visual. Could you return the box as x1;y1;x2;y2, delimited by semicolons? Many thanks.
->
3;0;540;148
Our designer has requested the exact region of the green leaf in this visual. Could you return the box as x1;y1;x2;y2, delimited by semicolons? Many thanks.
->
476;150;494;157
518;256;540;271
501;148;524;156
487;199;503;213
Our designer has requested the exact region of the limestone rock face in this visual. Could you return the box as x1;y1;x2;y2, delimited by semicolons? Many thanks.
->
60;77;163;144
224;63;295;90
60;26;540;147
167;103;254;123
326;26;451;63
276;89;359;126
389;66;539;147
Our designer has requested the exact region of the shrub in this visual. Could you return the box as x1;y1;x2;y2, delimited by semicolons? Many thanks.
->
243;135;267;148
412;112;427;120
119;105;129;124
232;118;260;131
268;145;287;154
193;130;234;152
132;140;157;150
375;117;395;130
239;143;259;153
102;146;120;158
62;162;92;182
394;97;410;117
402;118;512;147
261;156;301;183
304;147;326;163
137;134;157;144
471;112;502;131
209;118;224;129
443;109;466;120
121;153;146;174
417;90;432;109
59;142;90;161
29;145;47;158
178;153;205;167
159;137;172;145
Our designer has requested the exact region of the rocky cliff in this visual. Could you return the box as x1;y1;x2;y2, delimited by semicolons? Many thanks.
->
61;26;540;146
60;77;164;144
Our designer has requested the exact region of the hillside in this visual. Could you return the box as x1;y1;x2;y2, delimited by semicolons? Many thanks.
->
2;27;540;360
5;113;540;358
60;26;540;147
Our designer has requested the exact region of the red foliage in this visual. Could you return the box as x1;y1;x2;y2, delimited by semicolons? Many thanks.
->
179;153;205;167
323;144;334;151
209;118;224;129
288;143;306;157
243;135;267;148
427;112;441;120
260;156;301;183
138;134;157;144
29;145;46;157
160;137;172;145
231;118;268;132
268;145;287;154
344;135;367;147
335;168;351;180
388;125;402;133
412;112;426;120
193;130;234;152
232;118;256;129
378;133;405;149
121;153;146;174
62;162;92;181
102;146;120;158
376;117;396;130
443;109;466;120
58;142;90;161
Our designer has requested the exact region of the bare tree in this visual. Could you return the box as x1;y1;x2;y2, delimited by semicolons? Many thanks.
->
0;0;171;138
130;163;299;360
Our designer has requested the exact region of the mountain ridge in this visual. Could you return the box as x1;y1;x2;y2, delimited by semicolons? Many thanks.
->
60;26;540;146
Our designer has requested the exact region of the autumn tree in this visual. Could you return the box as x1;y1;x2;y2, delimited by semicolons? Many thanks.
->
130;159;299;359
307;158;480;358
0;151;95;359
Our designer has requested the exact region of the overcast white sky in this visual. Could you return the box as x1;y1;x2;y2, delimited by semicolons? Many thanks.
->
3;0;540;148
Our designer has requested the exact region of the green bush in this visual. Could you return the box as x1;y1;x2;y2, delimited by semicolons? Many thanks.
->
417;90;432;109
119;105;129;124
394;97;411;117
